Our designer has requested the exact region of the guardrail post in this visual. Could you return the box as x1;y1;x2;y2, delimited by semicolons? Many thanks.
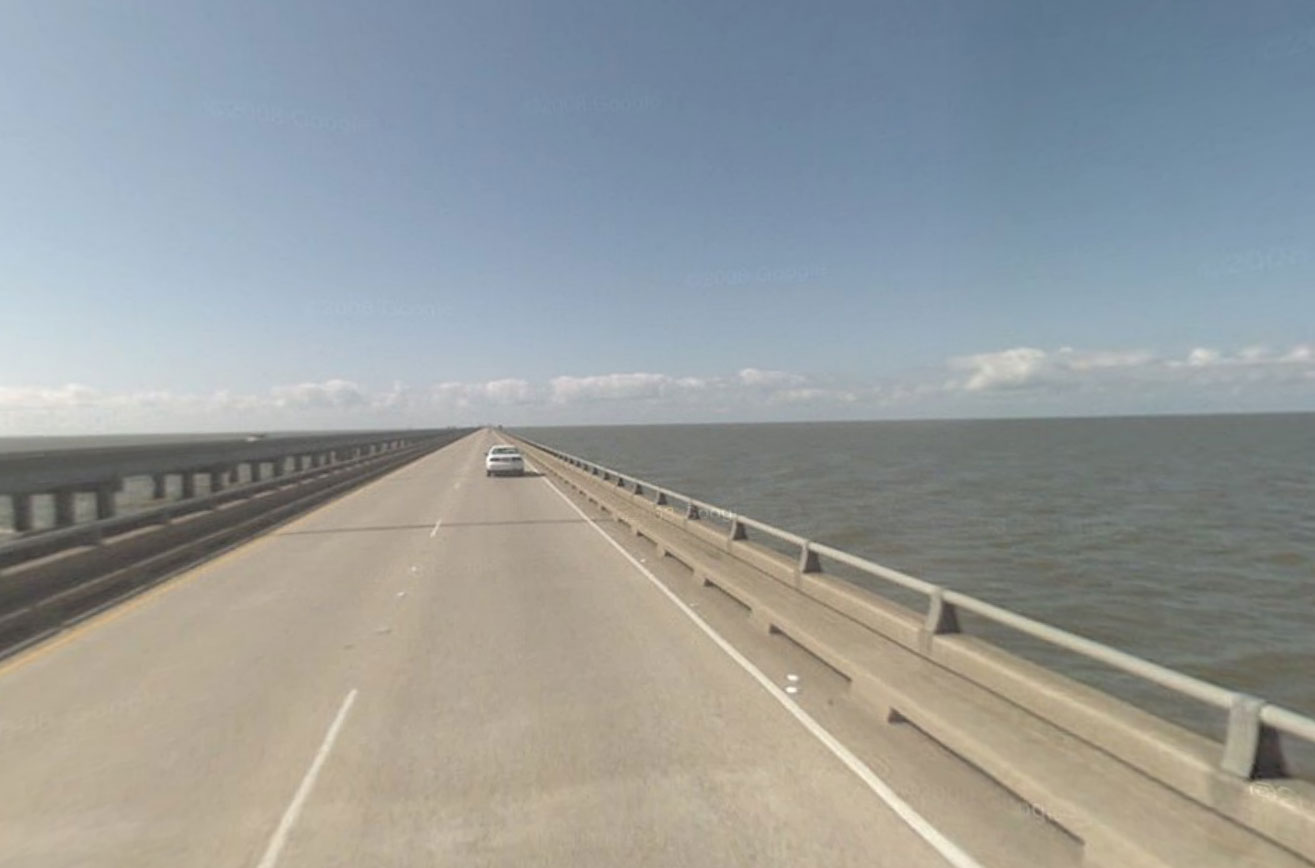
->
728;516;747;541
921;588;960;653
798;541;821;574
10;494;34;532
686;502;701;520
633;483;644;497
1222;695;1288;779
655;491;668;507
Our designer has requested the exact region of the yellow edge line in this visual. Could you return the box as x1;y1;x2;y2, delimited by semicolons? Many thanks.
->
0;452;431;681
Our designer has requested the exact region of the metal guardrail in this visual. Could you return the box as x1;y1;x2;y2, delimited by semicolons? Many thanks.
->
515;434;1315;781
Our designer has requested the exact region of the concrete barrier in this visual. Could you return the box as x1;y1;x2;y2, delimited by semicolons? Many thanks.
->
0;430;454;533
512;434;1315;867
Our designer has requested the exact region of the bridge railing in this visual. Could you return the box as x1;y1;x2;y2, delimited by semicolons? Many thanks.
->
515;435;1315;782
0;436;440;569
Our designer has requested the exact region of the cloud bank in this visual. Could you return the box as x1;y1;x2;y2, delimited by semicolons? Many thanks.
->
2;345;1312;433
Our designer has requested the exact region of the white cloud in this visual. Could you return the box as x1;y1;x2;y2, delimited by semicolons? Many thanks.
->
480;378;535;404
1183;347;1222;368
769;387;857;404
1058;348;1155;371
0;384;100;409
949;347;1050;391
945;344;1315;396
737;367;806;388
271;379;368;408
549;372;706;403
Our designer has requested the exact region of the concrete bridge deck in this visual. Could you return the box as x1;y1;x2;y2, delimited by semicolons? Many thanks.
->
0;429;1019;867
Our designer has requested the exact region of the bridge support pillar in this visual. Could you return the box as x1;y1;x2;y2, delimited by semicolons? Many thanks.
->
152;473;168;499
93;481;119;520
10;494;34;532
271;458;285;478
181;472;198;499
53;489;77;527
209;469;227;493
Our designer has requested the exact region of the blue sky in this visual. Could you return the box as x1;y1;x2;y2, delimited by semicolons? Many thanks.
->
2;0;1313;431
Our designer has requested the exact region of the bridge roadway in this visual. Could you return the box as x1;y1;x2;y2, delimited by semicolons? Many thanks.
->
0;430;1056;867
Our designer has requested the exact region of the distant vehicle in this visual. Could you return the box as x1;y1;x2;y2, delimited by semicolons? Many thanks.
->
485;445;524;477
244;434;268;442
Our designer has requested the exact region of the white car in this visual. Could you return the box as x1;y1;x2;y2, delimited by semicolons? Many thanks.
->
485;445;525;477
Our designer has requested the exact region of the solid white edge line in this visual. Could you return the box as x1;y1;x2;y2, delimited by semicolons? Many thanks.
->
527;459;983;868
430;518;442;538
255;688;359;868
